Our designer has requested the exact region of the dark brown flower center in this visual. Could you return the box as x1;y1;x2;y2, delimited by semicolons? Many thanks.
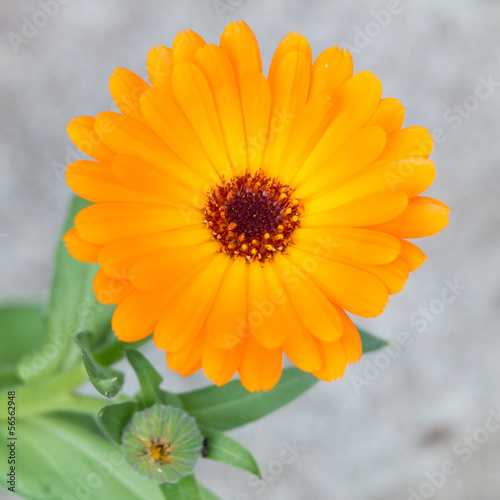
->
204;170;302;262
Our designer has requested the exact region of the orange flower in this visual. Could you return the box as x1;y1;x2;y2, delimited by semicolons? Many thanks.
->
64;21;449;392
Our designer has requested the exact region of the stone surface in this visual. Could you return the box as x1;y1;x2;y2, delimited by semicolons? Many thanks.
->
1;0;500;499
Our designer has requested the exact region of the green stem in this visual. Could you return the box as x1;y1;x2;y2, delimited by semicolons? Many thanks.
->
6;363;108;420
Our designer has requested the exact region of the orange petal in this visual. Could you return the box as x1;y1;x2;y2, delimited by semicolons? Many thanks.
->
240;71;271;173
66;160;168;205
75;202;204;245
358;258;410;295
219;21;262;84
301;191;409;228
63;226;101;263
140;88;215;181
370;196;450;238
338;309;362;364
195;44;248;172
246;260;287;349
112;287;173;342
279;94;336;184
294;227;401;266
109;68;151;125
131;241;218;291
264;263;322;372
306;157;436;214
93;268;134;305
267;31;312;84
295;125;387;199
292;71;382;185
206;258;249;349
94;112;207;192
166;330;204;376
263;49;311;178
312;338;346;382
288;247;389;318
153;253;230;352
111;154;200;209
374;127;433;166
171;62;231;175
67;116;115;163
308;46;353;99
202;335;246;387
398;239;427;271
365;98;405;133
273;254;343;342
147;45;173;88
98;227;209;276
172;29;206;63
238;337;283;392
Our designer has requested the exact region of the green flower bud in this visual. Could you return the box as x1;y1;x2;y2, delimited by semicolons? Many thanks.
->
121;404;203;483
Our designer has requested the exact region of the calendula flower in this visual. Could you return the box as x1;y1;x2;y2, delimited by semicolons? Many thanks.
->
64;21;449;392
121;404;203;483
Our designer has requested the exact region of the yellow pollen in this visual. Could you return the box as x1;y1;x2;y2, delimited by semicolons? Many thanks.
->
149;443;172;463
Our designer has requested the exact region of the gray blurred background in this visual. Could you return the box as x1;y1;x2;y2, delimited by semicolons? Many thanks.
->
1;0;499;499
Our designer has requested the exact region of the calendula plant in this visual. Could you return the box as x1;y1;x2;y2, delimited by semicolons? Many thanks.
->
1;21;448;499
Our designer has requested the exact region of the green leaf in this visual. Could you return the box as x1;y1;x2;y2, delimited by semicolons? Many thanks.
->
198;485;221;500
159;475;202;499
125;349;163;407
33;196;114;377
124;349;184;409
98;401;140;444
0;412;163;500
178;367;317;431
0;303;46;364
75;332;124;398
201;427;260;477
358;327;389;353
93;334;151;366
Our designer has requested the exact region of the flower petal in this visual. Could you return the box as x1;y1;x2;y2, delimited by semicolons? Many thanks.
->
238;337;283;392
147;45;173;88
294;227;401;265
288;247;389;318
365;98;405;133
195;44;248;172
67;116;115;163
109;68;151;125
219;21;262;83
308;46;353;99
63;226;102;263
75;202;203;245
370;196;450;238
273;254;343;341
171;62;231;175
301;191;409;227
292;71;382;185
263;49;311;178
153;253;230;352
206;258;249;349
